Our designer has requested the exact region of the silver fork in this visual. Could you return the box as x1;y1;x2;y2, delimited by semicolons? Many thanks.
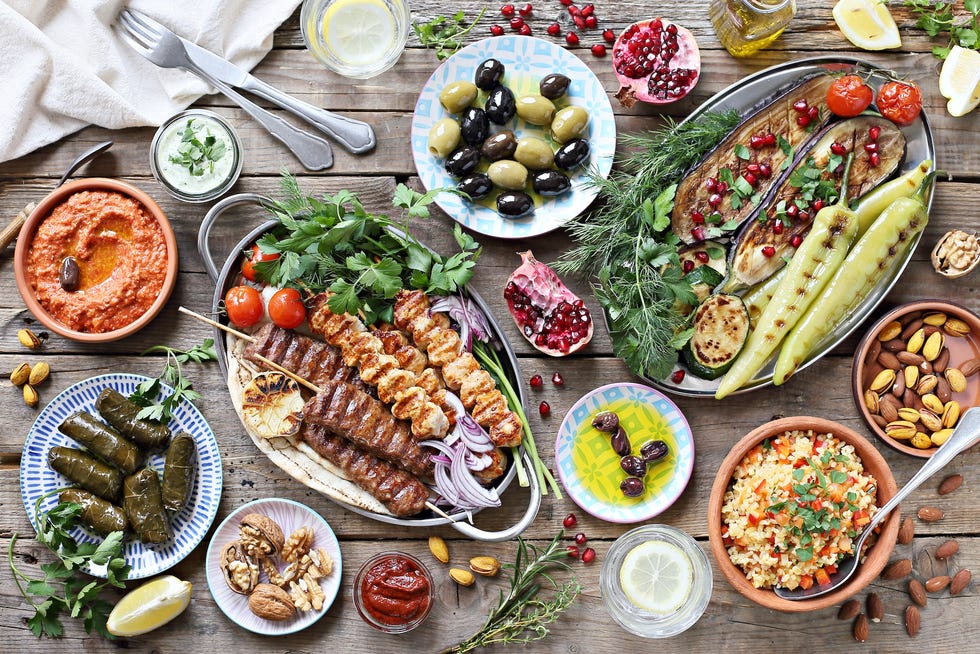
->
115;9;333;170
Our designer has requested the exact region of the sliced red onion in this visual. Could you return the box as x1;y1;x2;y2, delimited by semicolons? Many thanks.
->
431;295;492;352
443;392;495;453
421;440;501;511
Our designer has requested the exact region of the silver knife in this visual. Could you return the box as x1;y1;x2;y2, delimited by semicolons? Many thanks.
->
179;37;376;154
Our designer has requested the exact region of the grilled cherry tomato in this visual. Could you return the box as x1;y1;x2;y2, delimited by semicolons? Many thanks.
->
876;80;922;126
267;288;307;329
225;285;263;327
826;75;874;117
241;243;279;282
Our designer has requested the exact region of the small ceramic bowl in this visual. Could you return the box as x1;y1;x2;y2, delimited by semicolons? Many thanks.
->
352;551;433;633
851;300;980;458
150;109;243;203
13;178;178;342
707;416;899;612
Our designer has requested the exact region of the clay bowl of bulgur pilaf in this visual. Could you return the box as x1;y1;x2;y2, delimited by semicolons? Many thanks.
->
707;416;898;612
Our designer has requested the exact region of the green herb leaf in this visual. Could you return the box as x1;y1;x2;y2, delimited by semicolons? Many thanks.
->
734;143;751;160
131;339;215;423
167;119;227;176
413;8;486;60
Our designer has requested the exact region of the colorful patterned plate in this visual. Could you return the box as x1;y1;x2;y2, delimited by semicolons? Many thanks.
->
20;373;222;579
555;383;694;523
205;498;342;635
411;35;616;239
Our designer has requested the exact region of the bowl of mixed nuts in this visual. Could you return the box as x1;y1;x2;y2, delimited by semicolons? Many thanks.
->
852;300;980;457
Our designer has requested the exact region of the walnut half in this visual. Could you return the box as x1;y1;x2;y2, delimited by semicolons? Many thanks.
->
219;540;258;595
932;229;980;278
239;513;285;559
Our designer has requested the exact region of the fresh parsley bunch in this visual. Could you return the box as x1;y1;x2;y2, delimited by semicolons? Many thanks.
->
130;338;217;423
903;0;980;58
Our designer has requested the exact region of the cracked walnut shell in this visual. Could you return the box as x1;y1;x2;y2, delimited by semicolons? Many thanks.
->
932;229;980;278
249;583;296;621
239;513;285;559
220;540;259;595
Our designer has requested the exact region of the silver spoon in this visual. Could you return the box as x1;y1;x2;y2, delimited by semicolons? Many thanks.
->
775;406;980;600
0;140;114;250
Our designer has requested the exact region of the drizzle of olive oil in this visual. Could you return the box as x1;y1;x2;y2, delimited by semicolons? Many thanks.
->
710;0;796;58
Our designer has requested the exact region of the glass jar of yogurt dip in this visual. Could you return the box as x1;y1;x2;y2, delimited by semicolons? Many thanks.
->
150;109;243;203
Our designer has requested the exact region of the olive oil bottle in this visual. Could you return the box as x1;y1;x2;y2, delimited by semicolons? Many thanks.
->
710;0;797;58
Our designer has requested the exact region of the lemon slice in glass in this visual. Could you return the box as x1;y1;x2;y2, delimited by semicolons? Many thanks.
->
832;0;902;51
106;575;192;637
321;0;396;66
940;45;980;117
619;540;693;615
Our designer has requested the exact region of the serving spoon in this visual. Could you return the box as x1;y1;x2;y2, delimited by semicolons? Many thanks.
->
0;140;113;251
775;406;980;600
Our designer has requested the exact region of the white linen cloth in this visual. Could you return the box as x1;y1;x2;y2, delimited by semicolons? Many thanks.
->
0;0;303;163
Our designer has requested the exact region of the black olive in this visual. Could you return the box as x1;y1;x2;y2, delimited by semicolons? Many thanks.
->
539;73;571;100
591;410;619;432
620;477;645;497
485;86;517;125
474;58;505;91
610;426;631;457
445;145;481;177
554;138;591;170
59;256;80;292
496;191;534;219
532;170;571;196
640;440;669;463
481;130;518;161
457;173;493;200
620;455;647;478
459;107;489;146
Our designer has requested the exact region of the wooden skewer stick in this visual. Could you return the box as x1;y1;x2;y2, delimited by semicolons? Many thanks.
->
177;305;459;521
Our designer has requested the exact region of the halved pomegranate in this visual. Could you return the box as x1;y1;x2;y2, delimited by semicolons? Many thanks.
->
504;250;593;356
612;17;701;108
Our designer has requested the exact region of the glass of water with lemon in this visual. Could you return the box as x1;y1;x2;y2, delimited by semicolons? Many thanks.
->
301;0;410;79
600;524;712;638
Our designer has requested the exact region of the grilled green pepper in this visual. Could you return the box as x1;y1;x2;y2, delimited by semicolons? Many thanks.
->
123;469;172;544
58;411;142;475
96;388;171;450
47;446;123;501
161;432;196;512
60;488;128;536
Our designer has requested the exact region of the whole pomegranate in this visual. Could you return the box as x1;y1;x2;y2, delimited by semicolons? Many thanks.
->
612;17;701;108
504;251;593;356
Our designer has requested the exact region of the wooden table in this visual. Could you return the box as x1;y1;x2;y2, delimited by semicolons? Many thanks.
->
1;2;977;652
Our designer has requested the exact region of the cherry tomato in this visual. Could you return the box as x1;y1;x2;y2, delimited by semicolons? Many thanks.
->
267;288;307;329
826;75;873;117
225;285;264;327
876;80;922;127
241;243;279;282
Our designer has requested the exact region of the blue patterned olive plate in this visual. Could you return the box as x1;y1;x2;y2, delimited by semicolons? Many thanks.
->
555;383;694;523
411;35;616;239
20;373;222;579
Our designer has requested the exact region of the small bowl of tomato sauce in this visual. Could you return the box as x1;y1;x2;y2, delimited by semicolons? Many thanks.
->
353;551;434;633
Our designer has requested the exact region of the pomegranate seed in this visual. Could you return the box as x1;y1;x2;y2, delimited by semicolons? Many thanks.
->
682;259;695;273
773;220;784;235
574;532;587;545
761;245;776;258
870;152;880;167
798;211;809;221
518;3;533;16
807;105;819;120
705;177;719;193
793;99;809;113
743;172;758;187
716;181;729;194
591;43;606;56
830;142;847;156
603;29;615;42
565;31;579;45
563;513;577;528
552;372;564;386
786;204;799;218
749;134;765;149
585;15;598;28
797;115;811;128
539;401;551;417
490;24;505;36
519;23;532;35
869;125;881;140
559;0;572;5
500;4;515;16
708;193;723;208
791;235;803;248
529;374;543;388
510;16;524;29
566;545;580;559
763;133;777;146
746;163;761;174
691;226;706;241
864;142;878;153
690;210;705;224
671;369;685;383
812;199;824;211
547;21;561;35
582;547;596;564
582;3;595;16
568;5;580;15
695;251;710;263
759;162;772;178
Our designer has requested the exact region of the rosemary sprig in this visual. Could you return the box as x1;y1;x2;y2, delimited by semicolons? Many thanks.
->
449;532;581;653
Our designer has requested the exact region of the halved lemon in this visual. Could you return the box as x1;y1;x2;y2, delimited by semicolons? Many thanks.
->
106;575;192;637
619;540;693;615
939;45;980;117
832;0;902;51
321;0;396;66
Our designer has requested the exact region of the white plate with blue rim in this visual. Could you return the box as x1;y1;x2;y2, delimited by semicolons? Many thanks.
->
411;35;616;239
20;373;222;579
205;498;342;635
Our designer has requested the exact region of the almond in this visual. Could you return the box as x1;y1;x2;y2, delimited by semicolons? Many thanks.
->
917;507;944;522
938;473;963;495
837;598;861;620
924;575;951;592
898;516;915;545
908;578;927;607
935;540;959;560
882;558;913;580
959;357;980;377
905;605;921;637
950;568;972;596
867;592;884;623
853;613;869;643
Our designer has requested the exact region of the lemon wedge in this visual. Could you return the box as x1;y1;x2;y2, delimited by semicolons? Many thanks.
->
321;0;396;66
832;0;902;51
619;540;693;616
106;575;192;637
939;45;980;117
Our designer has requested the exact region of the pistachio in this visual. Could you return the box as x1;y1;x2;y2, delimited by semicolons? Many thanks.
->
911;432;933;449
903;365;920;389
942;400;960;428
870;369;896;394
943;317;972;336
18;328;41;349
28;361;49;386
931;429;954;446
918;410;943;432
885;420;917;440
10;363;30;386
921;393;945;414
906;328;926;354
428;536;450;564
944;367;967;393
915;374;938;395
864;390;879;414
449;567;475;587
23;384;39;408
922;331;945;361
897;407;921;423
878;320;903;341
469;555;501;577
923;311;948;326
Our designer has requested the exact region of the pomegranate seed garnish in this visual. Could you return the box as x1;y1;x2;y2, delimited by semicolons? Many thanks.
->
798;210;809;221
869;125;881;140
749;134;764;149
773;220;784;235
793;99;809;113
603;29;615;42
759;162;772;178
559;0;572;5
501;4;515;16
716;181;728;194
746;163;761;175
695;251;710;263
807;105;819;120
519;23;532;35
585;15;598;28
582;547;596;564
573;15;586;28
568;5;580;15
539;401;551;417
864;142;878;152
763;133;777;146
566;545;580;559
565;31;579;45
791;235;803;248
582;3;595;16
797;115;811;128
762;245;776;258
682;259;695;273
530;374;543;388
547;22;561;35
490;24;505;36
519;3;533;16
705;177;718;193
563;513;577;528
510;17;524;29
552;372;564;386
786;204;799;218
690;210;705;224
574;532;587;545
671;369;685;383
743;172;758;187
870;152;880;167
830;142;847;156
708;193;723;208
591;43;607;56
691;226;706;241
812;199;824;211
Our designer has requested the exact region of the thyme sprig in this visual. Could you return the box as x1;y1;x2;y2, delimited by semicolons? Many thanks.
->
449;532;581;653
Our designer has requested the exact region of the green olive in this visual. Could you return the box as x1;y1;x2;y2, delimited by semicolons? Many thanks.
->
515;94;556;126
427;118;462;158
439;81;479;114
487;160;529;190
550;106;590;144
513;137;555;171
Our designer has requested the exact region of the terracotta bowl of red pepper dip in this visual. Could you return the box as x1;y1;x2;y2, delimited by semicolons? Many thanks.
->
353;551;434;633
14;178;178;342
